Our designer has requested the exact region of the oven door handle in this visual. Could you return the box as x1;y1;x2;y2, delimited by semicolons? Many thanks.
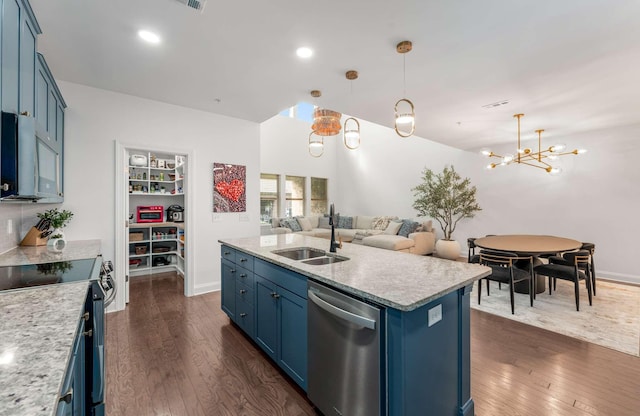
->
308;290;376;330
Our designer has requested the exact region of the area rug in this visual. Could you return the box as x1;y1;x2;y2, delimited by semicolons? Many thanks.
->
470;279;640;357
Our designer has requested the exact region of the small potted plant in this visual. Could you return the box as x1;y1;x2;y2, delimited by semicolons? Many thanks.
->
412;165;481;260
37;208;74;240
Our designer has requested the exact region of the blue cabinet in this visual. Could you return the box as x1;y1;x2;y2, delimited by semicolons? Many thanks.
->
56;316;86;416
35;53;66;150
0;0;41;115
220;247;308;391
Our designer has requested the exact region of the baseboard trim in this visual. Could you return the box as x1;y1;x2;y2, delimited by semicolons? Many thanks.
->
597;271;640;286
192;282;220;296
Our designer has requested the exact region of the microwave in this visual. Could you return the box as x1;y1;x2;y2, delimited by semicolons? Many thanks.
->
0;112;62;202
137;206;164;223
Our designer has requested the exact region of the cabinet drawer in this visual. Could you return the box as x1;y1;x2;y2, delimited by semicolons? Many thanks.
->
236;252;254;271
221;246;236;263
235;266;254;286
236;281;254;304
235;299;254;338
254;258;308;299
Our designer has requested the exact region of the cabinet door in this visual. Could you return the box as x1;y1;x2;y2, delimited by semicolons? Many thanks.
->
255;275;278;360
48;89;58;141
1;0;21;113
221;261;236;320
35;60;49;133
278;287;308;389
19;11;37;117
57;102;65;194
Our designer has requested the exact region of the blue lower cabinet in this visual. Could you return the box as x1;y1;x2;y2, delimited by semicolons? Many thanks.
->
255;275;278;360
56;318;86;416
277;287;307;390
221;260;236;320
235;295;255;338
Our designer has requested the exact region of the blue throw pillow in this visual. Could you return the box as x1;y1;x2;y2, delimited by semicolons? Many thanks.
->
337;215;353;229
398;219;419;237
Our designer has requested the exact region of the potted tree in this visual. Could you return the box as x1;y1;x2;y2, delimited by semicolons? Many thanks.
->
412;165;481;260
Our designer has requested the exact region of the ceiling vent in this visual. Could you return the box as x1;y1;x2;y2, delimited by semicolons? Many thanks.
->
174;0;207;12
482;100;509;109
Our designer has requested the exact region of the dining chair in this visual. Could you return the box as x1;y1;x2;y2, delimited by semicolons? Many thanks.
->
477;251;535;314
547;242;597;296
467;238;477;263
534;250;592;311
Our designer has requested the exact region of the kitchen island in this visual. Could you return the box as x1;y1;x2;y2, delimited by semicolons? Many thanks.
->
219;234;491;416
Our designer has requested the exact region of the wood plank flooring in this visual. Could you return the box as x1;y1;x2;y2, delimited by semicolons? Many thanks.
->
106;272;640;415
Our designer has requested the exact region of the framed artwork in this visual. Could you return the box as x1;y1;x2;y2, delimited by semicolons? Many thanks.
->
213;163;246;212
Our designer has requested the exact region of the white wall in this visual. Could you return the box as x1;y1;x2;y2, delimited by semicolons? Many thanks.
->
262;114;640;284
56;81;260;306
260;115;340;217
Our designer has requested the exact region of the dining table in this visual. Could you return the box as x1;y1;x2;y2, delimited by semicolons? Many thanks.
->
473;234;582;294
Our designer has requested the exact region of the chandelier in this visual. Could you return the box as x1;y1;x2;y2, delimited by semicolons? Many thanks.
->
394;40;415;138
483;113;587;174
308;90;345;157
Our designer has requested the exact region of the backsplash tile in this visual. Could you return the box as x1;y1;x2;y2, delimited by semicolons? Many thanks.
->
0;204;23;253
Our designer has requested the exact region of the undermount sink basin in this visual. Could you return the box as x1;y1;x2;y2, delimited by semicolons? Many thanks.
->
301;254;349;266
272;247;326;261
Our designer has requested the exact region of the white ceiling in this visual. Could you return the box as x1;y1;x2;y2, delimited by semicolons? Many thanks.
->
30;0;640;150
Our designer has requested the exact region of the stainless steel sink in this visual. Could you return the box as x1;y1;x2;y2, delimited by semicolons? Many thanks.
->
272;247;326;261
301;254;349;266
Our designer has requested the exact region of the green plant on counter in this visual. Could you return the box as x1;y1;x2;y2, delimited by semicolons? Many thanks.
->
37;208;74;238
412;165;481;241
36;261;73;276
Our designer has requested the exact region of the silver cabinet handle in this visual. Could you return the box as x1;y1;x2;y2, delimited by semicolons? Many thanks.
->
83;329;93;337
230;269;236;274
240;313;247;318
239;289;247;294
240;258;247;262
240;273;247;278
270;292;280;299
308;290;376;330
1;183;8;191
224;251;231;255
59;388;73;404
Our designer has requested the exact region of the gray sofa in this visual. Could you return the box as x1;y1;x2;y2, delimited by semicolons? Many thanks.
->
270;215;436;255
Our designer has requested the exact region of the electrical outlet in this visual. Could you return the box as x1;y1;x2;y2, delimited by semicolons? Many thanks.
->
239;213;249;222
212;213;221;222
6;219;13;234
428;304;442;327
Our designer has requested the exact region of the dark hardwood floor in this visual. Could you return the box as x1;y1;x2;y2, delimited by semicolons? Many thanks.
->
106;272;640;415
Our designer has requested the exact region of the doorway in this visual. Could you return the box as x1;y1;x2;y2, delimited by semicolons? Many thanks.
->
114;142;194;311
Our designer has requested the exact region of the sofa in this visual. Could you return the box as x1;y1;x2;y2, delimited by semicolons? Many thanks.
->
270;215;436;255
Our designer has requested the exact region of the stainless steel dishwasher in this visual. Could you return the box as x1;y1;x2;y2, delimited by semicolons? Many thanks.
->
307;280;383;416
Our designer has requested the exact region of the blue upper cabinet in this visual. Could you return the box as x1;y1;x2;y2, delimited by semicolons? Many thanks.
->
1;0;41;115
36;53;66;151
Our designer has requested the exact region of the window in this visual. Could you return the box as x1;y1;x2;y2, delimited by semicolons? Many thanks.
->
310;177;328;215
279;102;314;123
260;174;279;224
285;176;305;217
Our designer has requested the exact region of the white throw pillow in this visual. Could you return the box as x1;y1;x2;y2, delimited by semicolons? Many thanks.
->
296;217;313;231
383;221;402;235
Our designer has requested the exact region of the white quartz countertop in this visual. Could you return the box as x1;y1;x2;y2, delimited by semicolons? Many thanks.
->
0;240;102;267
220;234;491;311
0;282;90;416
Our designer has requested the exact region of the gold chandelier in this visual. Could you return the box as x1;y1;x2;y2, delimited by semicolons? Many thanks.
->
483;113;587;174
308;90;342;157
394;40;415;138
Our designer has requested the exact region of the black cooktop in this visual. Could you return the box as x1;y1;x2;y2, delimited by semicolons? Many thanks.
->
0;258;97;291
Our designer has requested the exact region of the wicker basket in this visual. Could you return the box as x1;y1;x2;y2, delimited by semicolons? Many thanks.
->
130;232;144;241
135;245;147;255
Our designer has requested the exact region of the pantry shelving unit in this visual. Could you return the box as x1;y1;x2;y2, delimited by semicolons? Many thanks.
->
128;222;185;275
128;151;187;278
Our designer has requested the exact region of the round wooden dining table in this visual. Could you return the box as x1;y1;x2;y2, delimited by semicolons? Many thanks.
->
473;235;582;294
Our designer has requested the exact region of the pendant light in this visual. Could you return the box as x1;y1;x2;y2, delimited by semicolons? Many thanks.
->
394;40;415;138
308;90;342;157
343;70;361;150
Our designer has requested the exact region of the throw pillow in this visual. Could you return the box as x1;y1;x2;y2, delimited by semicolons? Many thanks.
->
398;219;420;237
318;216;331;229
281;218;302;232
296;216;313;231
383;221;403;235
337;215;353;229
372;216;394;230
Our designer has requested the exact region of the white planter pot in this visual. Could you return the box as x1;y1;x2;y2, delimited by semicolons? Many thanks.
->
436;239;461;260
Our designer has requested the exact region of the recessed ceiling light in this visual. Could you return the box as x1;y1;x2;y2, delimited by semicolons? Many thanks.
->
138;30;161;44
296;47;313;58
